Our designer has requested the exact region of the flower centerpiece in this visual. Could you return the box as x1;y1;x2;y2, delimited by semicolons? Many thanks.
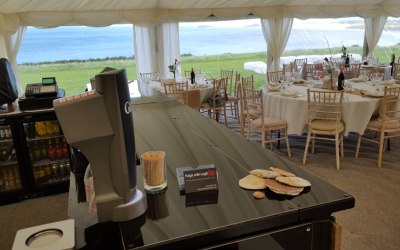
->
168;59;178;79
322;35;336;90
322;58;335;90
341;45;347;59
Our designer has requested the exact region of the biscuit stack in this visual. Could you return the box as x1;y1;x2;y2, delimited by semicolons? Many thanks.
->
238;167;311;197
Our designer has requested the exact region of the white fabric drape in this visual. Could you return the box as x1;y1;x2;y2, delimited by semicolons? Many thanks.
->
133;22;181;80
362;15;388;58
3;26;26;95
133;25;158;79
156;22;181;80
261;18;293;72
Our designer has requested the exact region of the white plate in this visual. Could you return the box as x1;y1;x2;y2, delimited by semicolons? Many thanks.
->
267;85;281;91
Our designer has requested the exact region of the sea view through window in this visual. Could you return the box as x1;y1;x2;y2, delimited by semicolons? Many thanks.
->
17;18;400;96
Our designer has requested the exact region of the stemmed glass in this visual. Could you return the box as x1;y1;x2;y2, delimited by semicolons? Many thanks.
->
313;70;322;81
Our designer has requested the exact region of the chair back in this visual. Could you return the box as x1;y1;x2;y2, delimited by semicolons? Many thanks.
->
393;63;400;80
140;72;157;81
221;69;234;95
307;89;343;130
207;78;228;108
294;58;307;73
241;75;254;90
283;63;294;75
164;81;188;103
184;69;202;77
379;86;400;125
343;64;361;79
267;71;283;83
239;83;263;125
302;64;314;80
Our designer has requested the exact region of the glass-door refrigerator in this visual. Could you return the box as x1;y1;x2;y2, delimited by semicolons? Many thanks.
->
0;120;23;197
22;118;70;189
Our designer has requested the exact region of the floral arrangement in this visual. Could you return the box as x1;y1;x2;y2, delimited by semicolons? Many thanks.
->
322;35;336;90
168;59;178;79
341;45;347;57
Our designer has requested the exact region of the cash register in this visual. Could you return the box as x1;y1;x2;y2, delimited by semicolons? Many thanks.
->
18;77;64;110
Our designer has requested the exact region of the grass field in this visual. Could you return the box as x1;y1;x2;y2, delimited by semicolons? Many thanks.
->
18;45;400;96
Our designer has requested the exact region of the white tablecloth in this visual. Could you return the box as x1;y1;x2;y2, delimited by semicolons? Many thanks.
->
137;80;213;103
263;84;380;136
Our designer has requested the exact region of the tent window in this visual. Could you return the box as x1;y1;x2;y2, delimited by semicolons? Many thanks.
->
18;25;135;96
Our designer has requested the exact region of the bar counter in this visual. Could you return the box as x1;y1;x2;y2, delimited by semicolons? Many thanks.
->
72;96;355;249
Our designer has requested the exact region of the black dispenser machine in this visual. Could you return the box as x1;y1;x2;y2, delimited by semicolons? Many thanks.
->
53;68;146;249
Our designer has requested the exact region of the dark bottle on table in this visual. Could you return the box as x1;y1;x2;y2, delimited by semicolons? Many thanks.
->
345;54;350;68
190;68;195;84
338;67;345;91
390;53;395;76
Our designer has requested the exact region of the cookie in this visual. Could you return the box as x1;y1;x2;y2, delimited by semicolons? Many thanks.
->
275;176;311;188
238;175;266;190
250;169;280;179
270;167;295;177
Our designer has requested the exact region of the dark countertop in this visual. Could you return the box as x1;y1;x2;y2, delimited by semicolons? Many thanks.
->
128;96;355;249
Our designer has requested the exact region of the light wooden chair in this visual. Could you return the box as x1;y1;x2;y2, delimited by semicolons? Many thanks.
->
140;72;157;81
302;64;314;80
282;63;294;76
238;83;291;157
355;86;400;168
267;71;283;83
303;89;345;170
200;78;228;126
221;69;238;119
241;75;254;90
392;63;400;80
294;58;307;73
164;81;188;104
343;64;361;79
184;69;202;78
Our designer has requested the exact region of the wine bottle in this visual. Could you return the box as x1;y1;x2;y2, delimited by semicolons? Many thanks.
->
390;53;395;76
338;67;345;91
190;68;195;84
345;54;350;68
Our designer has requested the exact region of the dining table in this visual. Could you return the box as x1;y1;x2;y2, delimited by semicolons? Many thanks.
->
137;79;214;103
262;79;396;136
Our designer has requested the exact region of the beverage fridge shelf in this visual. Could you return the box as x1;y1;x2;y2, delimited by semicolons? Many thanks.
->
0;138;13;143
32;158;69;167
0;161;18;167
26;134;64;142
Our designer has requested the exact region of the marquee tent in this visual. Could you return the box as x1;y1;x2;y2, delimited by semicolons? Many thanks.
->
1;0;400;92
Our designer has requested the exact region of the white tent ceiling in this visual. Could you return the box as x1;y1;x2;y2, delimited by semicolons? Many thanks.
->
1;0;400;34
1;0;400;13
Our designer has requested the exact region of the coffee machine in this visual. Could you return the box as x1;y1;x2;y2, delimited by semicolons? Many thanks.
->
53;68;147;248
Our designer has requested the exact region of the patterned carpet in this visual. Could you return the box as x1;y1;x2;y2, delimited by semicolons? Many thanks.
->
221;113;400;250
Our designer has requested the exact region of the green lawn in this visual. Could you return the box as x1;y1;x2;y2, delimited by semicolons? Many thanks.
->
18;45;400;96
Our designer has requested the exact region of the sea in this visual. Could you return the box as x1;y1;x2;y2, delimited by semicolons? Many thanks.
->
17;22;400;64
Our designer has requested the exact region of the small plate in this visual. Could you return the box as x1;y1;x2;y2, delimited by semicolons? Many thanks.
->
267;85;282;91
